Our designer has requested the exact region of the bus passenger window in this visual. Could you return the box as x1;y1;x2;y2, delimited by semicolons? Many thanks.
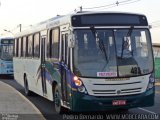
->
28;35;33;57
51;28;59;60
34;33;40;58
47;33;51;58
14;39;18;57
23;37;26;57
18;38;21;57
21;38;23;57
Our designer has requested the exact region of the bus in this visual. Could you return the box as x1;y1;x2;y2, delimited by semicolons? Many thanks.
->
0;37;14;76
13;11;155;113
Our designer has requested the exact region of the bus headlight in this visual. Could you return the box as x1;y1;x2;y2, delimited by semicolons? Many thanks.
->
73;76;82;86
78;86;86;93
147;74;155;90
73;76;87;93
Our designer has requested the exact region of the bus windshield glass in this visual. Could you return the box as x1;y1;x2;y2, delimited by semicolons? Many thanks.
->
0;45;13;61
73;29;153;78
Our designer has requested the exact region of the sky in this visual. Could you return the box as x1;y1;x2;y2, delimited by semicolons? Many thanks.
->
0;0;160;43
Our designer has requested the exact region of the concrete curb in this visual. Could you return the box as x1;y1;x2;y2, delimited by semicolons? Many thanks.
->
1;81;46;120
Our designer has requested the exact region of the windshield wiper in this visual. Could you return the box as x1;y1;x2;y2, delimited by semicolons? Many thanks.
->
98;38;108;63
90;26;96;38
90;26;109;71
90;26;108;63
127;26;134;37
120;26;134;58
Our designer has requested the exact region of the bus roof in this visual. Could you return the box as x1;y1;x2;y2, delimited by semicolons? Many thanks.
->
14;11;147;38
0;37;14;40
72;11;146;16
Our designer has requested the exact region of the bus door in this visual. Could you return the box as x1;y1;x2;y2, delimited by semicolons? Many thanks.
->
61;31;70;105
41;35;47;96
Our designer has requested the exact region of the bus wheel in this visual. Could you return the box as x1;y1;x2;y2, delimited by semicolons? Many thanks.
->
24;76;31;96
54;85;64;114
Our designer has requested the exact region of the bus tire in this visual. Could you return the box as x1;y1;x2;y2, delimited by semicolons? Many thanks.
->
54;85;65;114
24;76;31;96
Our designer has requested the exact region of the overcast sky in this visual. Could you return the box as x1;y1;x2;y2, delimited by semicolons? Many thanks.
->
0;0;160;43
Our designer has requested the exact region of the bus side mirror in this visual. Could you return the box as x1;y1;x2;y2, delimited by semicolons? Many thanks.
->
68;34;75;48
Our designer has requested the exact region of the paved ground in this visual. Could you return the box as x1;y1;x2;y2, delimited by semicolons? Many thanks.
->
0;80;45;120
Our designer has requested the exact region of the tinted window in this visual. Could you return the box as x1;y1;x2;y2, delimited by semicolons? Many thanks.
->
28;35;33;57
14;39;18;57
21;38;23;57
18;38;21;57
34;33;40;58
48;28;59;59
23;37;27;57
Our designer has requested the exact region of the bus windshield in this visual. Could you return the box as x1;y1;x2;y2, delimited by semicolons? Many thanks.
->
73;28;153;78
0;45;13;61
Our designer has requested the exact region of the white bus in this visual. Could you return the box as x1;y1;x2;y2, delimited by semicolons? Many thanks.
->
13;11;155;113
0;37;14;76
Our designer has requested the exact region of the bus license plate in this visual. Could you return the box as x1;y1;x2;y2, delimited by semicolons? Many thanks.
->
112;100;126;106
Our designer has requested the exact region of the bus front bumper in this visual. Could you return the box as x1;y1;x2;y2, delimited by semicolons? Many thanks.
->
71;88;155;112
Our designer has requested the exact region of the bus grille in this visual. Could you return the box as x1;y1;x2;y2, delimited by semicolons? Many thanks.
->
82;75;149;97
88;81;144;96
92;87;142;96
